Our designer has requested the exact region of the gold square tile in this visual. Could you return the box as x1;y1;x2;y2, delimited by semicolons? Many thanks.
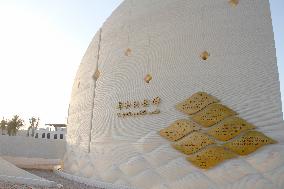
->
207;117;255;141
187;145;237;169
224;131;277;156
172;132;215;155
176;92;219;115
159;119;201;142
192;103;236;127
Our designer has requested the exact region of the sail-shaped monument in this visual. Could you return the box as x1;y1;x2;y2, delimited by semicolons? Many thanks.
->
62;1;284;188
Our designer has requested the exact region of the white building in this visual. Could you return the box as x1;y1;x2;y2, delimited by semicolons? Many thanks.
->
63;1;284;189
34;124;66;140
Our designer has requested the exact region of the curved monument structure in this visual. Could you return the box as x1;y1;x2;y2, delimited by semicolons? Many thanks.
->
63;0;284;188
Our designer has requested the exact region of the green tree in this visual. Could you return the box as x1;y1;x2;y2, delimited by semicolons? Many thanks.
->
0;117;7;135
7;115;24;136
27;117;40;137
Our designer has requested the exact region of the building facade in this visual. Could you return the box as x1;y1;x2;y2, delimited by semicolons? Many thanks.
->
34;127;66;140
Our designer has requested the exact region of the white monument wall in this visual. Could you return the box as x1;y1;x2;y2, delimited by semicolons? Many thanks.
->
64;0;284;188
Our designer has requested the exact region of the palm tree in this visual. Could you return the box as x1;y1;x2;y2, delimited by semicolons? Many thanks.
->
27;117;40;137
7;115;24;136
0;117;7;135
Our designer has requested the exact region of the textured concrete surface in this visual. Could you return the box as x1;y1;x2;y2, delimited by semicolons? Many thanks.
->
64;0;284;188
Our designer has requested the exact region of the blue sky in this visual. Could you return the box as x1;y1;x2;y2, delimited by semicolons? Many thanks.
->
0;0;282;126
0;0;123;126
270;0;284;109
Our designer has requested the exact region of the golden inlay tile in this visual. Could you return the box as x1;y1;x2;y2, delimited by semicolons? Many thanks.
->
207;117;255;141
144;74;152;83
172;132;215;155
192;103;236;127
229;0;239;7
224;131;277;156
187;145;236;169
124;48;132;56
93;69;100;80
176;92;219;115
200;51;210;60
159;119;201;142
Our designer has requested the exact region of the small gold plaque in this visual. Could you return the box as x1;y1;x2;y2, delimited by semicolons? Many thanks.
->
93;69;100;80
224;131;277;156
200;51;210;60
229;0;239;7
192;103;236;127
176;92;219;115
124;48;132;56
187;145;236;169
207;117;255;141
159;119;201;142
144;74;152;83
172;132;215;155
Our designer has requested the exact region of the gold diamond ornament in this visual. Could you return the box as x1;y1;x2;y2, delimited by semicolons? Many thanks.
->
187;145;236;169
125;48;132;56
176;92;219;115
93;69;100;80
159;119;201;142
229;0;239;7
144;74;152;83
192;103;236;127
224;131;277;156
173;132;215;155
200;51;210;60
207;117;255;141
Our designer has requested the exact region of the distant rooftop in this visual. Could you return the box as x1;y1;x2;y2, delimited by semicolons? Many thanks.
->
45;124;67;128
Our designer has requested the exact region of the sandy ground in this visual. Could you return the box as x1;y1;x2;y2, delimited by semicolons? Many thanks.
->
0;169;102;189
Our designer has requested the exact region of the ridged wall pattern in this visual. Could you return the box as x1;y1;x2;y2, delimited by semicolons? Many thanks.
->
64;0;284;188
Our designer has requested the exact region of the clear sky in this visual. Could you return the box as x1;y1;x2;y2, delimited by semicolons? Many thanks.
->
0;0;282;128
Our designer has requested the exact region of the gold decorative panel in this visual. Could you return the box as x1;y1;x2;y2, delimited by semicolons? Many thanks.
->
176;92;219;115
159;119;201;142
172;132;215;155
207;117;255;141
187;145;236;169
159;91;277;169
192;103;236;127
224;131;277;156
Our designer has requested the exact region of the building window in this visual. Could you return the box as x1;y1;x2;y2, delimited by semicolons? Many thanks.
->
47;133;50;139
42;133;45;138
35;133;38;138
54;134;57;139
60;134;63;139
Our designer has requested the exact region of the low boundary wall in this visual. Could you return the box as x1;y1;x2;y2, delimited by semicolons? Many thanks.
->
0;135;66;159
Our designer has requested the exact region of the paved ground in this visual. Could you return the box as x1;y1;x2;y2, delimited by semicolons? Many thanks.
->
0;169;102;189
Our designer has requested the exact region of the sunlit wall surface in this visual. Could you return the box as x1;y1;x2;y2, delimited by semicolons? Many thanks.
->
64;1;284;188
